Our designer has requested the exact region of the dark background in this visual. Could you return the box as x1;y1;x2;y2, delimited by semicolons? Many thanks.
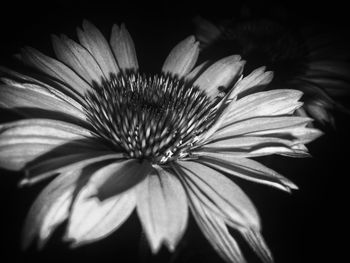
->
0;0;349;262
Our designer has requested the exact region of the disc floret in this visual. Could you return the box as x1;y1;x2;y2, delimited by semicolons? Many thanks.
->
85;72;215;164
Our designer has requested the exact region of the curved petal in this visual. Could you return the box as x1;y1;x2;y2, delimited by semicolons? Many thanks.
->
52;35;105;85
223;90;303;126
77;20;120;77
20;47;92;95
24;151;125;186
193;153;297;192
136;166;188;252
229;67;273;99
65;184;136;247
213;116;312;141
0;84;87;125
87;159;153;200
0;66;84;104
0;119;93;138
189;194;246;263
194;55;245;98
185;61;210;82
22;166;85;249
162;36;199;78
0;119;97;171
110;24;138;71
175;161;273;263
174;161;260;230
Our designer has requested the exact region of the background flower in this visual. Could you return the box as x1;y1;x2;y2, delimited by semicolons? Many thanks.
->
194;1;350;128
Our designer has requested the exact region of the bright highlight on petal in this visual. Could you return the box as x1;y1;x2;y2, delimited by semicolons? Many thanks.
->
0;20;322;263
136;166;188;252
162;36;199;78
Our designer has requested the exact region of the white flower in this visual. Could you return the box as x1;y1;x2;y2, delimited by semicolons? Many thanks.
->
0;20;322;263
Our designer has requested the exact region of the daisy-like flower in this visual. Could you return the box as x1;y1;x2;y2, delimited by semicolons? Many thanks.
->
0;20;322;263
194;7;350;127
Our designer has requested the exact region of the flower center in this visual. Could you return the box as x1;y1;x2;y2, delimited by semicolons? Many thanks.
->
84;72;215;164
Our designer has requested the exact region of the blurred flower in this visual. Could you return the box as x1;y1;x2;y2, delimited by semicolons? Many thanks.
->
194;4;350;127
0;20;321;262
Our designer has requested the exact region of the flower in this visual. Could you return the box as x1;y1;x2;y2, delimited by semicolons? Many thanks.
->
0;20;322;262
194;7;350;127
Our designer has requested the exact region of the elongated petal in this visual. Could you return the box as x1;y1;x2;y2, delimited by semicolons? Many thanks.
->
24;151;124;186
190;196;246;263
0;119;93;138
223;90;303;126
92;159;152;200
213;116;312;141
175;161;260;229
162;36;199;78
177;161;273;263
193;153;297;192
0;121;96;171
229;67;273;99
0;66;85;105
248;126;323;144
65;185;136;247
20;47;92;95
110;24;138;70
0;84;87;124
241;229;274;263
22;167;83;249
77;20;119;77
194;55;245;98
185;61;210;82
136;166;188;252
202;136;295;150
52;35;105;84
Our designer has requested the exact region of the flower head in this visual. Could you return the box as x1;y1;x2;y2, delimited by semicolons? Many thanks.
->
194;7;350;127
0;20;322;262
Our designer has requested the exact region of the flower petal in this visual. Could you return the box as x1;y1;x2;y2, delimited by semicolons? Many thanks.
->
136;166;188;252
176;161;273;263
185;61;210;82
0;66;84;104
0;118;93;138
241;229;274;263
110;24;138;71
162;36;199;78
229;67;273;99
190;197;246;263
22;166;85;249
65;184;136;247
52;35;105;85
212;116;312;141
174;161;260;229
193;153;297;192
23;151;124;186
77;20;120;77
20;47;92;95
200;136;311;158
87;159;153;200
0;84;87;124
223;89;303;126
0;119;97;171
194;55;245;98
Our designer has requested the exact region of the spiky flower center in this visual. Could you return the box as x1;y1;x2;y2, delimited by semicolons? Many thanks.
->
84;72;215;164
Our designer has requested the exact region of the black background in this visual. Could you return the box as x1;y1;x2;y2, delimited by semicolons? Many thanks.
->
0;0;349;262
